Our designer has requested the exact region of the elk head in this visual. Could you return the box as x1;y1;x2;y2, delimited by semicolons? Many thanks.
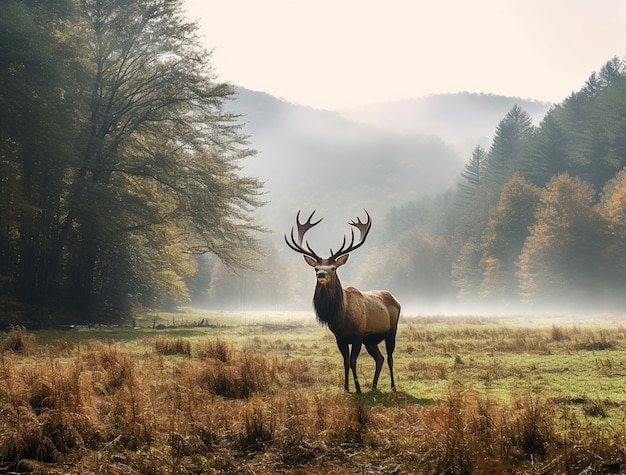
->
284;210;372;286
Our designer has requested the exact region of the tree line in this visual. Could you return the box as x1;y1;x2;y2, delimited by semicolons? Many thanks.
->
187;57;626;314
0;0;264;324
358;57;626;312
4;0;626;319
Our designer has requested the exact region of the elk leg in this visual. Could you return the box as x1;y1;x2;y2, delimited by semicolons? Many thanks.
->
350;343;362;393
337;341;351;392
385;335;397;391
365;344;384;390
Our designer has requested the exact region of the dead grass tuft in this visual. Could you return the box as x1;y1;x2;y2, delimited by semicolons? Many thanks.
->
197;337;233;362
2;315;626;473
154;336;191;357
188;351;277;399
83;341;135;394
2;325;34;353
407;389;559;474
238;402;276;453
0;405;99;465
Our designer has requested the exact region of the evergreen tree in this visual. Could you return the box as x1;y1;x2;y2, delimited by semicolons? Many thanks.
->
450;186;496;299
452;108;534;302
457;145;487;206
558;57;626;190
483;105;534;190
520;111;569;186
451;235;483;300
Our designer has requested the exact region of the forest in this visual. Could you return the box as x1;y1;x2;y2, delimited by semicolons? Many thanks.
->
202;57;626;313
0;0;264;324
204;57;626;315
364;58;626;314
3;0;626;325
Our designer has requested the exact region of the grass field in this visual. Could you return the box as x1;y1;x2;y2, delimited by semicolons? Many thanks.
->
2;309;626;474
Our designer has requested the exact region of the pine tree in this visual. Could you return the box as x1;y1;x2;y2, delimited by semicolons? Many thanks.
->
483;105;534;190
457;145;487;206
520;111;569;187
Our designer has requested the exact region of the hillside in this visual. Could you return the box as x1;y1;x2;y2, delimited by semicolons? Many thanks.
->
227;89;549;243
227;88;464;243
341;92;552;151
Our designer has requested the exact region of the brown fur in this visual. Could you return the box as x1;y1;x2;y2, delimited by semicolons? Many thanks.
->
286;210;401;393
306;255;401;393
313;279;344;327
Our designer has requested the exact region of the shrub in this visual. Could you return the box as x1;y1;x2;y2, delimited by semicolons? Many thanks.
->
238;403;275;453
550;324;569;342
197;338;233;362
191;352;277;399
2;325;34;353
506;395;555;461
154;336;191;357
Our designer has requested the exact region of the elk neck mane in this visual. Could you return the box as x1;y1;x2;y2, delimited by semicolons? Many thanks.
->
312;279;344;327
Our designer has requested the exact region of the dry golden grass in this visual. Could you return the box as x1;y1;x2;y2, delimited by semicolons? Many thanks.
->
1;313;626;474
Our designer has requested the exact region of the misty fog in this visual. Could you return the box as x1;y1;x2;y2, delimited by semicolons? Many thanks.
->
204;73;626;317
226;89;548;242
6;1;625;333
201;90;550;314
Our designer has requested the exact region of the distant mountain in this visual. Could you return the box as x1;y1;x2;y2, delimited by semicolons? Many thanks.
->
226;89;551;247
341;92;552;155
226;88;465;246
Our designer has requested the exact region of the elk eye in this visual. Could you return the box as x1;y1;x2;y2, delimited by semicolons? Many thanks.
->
330;266;336;271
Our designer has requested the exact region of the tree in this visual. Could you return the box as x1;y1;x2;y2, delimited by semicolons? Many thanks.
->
451;186;496;299
68;0;264;314
0;0;83;300
557;57;626;190
517;173;609;306
451;107;534;303
483;105;534;190
479;174;540;301
600;167;626;235
597;167;626;302
0;0;264;322
451;235;483;301
520;111;569;187
457;145;487;206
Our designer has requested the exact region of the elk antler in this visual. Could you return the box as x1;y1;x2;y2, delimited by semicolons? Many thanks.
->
330;210;372;262
284;210;323;261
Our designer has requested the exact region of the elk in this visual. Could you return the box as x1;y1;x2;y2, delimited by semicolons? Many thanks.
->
285;210;401;393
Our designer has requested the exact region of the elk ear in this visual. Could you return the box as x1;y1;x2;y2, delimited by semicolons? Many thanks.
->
335;254;349;267
303;255;317;268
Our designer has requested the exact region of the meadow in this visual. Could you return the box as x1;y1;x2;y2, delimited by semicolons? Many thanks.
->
1;309;626;474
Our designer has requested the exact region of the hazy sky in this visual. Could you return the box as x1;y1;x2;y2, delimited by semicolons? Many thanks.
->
183;0;626;111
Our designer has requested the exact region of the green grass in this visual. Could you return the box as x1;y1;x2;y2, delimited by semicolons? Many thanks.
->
5;309;626;473
33;310;626;404
30;310;626;401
